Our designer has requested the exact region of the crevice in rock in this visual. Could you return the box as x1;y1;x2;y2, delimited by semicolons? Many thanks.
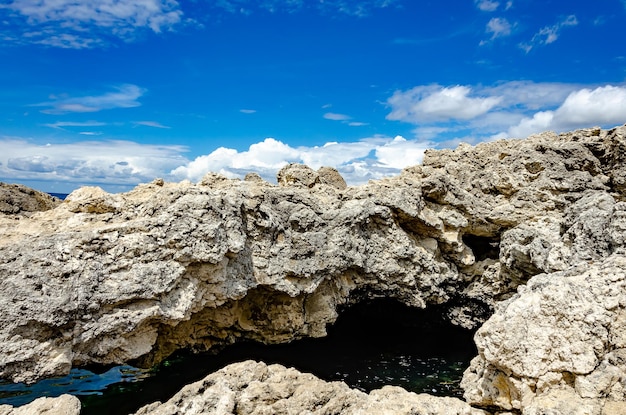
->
462;234;501;262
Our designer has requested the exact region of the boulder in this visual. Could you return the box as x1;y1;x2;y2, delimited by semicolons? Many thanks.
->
0;183;61;215
0;394;80;415
132;360;487;415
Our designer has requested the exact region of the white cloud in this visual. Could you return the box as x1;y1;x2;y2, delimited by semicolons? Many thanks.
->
519;15;578;53
1;0;183;48
386;85;502;123
134;121;171;129
507;85;626;137
240;109;257;114
475;0;499;12
44;121;107;129
171;136;430;185
506;111;554;138
483;17;512;42
385;81;626;142
554;86;626;126
374;136;429;168
482;81;579;109
35;85;145;114
323;112;351;121
0;138;188;188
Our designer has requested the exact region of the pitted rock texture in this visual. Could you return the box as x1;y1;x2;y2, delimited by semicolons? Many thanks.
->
461;254;626;414
0;182;61;215
0;394;80;415
132;360;487;415
1;125;626;414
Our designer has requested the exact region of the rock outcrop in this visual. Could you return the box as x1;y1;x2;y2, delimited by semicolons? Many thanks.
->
0;394;80;415
1;125;625;414
132;360;487;415
0;182;60;215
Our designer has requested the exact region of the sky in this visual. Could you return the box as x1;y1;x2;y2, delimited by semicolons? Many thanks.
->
1;0;626;193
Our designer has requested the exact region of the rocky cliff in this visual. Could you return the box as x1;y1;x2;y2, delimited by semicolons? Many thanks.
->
0;125;625;414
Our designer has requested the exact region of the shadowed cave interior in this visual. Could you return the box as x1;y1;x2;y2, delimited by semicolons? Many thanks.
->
0;298;478;415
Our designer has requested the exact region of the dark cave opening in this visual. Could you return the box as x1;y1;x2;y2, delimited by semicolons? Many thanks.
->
0;299;477;415
462;234;501;261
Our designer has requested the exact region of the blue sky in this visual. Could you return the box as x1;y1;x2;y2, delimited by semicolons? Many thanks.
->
1;0;626;193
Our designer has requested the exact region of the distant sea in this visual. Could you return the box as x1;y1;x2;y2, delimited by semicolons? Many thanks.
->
48;192;69;200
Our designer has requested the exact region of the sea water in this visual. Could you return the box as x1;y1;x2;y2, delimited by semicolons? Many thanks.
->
0;300;476;414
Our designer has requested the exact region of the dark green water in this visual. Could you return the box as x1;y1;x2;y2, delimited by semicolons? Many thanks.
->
0;300;477;414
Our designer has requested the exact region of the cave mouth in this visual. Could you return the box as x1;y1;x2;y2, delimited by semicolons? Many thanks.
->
0;299;477;415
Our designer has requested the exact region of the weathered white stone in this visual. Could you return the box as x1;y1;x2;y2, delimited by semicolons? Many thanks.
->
0;394;80;415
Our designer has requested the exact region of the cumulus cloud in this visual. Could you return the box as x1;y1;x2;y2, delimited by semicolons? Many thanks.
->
0;134;431;191
507;85;626;137
35;85;145;114
385;81;626;142
170;136;431;185
1;0;183;48
386;85;502;123
519;15;578;53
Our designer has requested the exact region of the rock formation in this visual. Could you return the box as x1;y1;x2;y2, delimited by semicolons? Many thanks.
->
0;125;625;414
0;394;80;415
0;182;60;215
132;360;487;415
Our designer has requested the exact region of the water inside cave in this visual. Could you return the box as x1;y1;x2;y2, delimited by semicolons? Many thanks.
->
0;299;477;414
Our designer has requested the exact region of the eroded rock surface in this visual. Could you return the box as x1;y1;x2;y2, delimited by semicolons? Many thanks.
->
0;394;80;415
1;125;626;414
133;360;487;415
0;182;61;215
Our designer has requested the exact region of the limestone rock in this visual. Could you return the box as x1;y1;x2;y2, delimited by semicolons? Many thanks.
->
461;254;626;413
1;125;626;415
0;394;80;415
132;360;487;415
0;182;61;215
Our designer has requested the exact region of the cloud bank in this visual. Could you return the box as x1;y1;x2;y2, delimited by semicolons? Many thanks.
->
0;135;431;192
0;138;188;190
171;135;430;184
386;82;626;141
2;82;624;193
